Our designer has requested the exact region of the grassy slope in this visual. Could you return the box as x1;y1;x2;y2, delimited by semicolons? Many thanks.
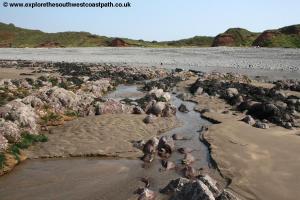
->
257;25;300;48
0;22;213;47
1;22;300;48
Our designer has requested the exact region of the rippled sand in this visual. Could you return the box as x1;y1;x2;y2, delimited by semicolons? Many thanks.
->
25;114;179;159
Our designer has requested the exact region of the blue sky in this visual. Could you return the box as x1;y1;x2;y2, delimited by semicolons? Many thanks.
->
0;0;300;41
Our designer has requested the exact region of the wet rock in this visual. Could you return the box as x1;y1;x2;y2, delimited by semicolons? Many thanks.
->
141;153;154;163
148;88;171;102
95;99;131;115
161;160;176;170
161;104;177;117
182;165;198;179
199;175;220;197
160;177;190;194
132;140;145;150
172;134;184;140
254;121;270;129
151;102;166;115
178;104;189;113
178;147;193;154
0;121;20;143
182;153;196;165
136;188;156;200
217;189;240;200
143;76;181;92
161;178;215;200
158;136;175;154
225;88;239;99
195;87;204;95
143;115;156;124
284;122;293;129
241;115;255;126
133;106;144;114
143;137;159;154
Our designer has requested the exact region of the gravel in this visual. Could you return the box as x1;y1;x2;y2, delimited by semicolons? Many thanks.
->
0;47;299;79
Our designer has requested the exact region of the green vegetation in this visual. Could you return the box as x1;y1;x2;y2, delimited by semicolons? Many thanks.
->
0;153;5;169
1;22;300;48
9;132;48;161
41;111;62;125
0;86;29;107
64;110;79;117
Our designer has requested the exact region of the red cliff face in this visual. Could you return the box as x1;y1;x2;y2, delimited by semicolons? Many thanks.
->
36;41;64;48
212;34;235;47
111;38;127;47
253;31;279;46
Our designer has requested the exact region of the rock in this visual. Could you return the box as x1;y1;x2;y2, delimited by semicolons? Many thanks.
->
136;188;156;200
182;165;197;179
284;122;293;129
178;104;189;113
217;189;240;200
143;138;158;154
149;88;171;102
133;106;144;114
182;153;196;165
158;136;175;154
151;102;166;115
241;115;255;126
141;153;154;163
178;147;193;154
3;100;38;134
132;140;145;150
199;175;220;197
225;88;239;99
160;177;190;194
161;104;177;117
0;121;20;143
95;99;130;115
143;115;156;124
195;87;204;95
254;121;270;129
161;160;176;170
172;134;185;140
161;178;215;200
0;133;8;152
22;96;44;108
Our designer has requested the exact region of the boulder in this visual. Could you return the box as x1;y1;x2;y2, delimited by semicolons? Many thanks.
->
241;115;255;126
199;175;220;197
0;133;8;152
217;189;240;200
225;88;239;99
254;121;270;129
161;178;215;200
0;121;21;143
151;102;166;115
178;104;189;113
22;96;44;108
158;136;175;154
133;106;144;114
161;104;177;117
143;115;156;124
95;99;131;115
3;100;38;134
149;88;171;102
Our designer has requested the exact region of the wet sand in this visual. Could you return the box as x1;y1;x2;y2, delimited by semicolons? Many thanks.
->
201;106;300;200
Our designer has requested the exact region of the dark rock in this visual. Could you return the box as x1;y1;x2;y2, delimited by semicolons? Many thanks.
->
241;115;255;126
217;189;240;200
133;106;144;114
143;115;156;124
158;136;175;154
161;160;176;170
178;104;189;113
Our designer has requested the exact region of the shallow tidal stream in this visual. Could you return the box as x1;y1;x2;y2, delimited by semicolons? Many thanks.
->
0;85;211;200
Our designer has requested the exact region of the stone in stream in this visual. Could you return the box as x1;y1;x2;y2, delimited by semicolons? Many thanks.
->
160;178;215;200
217;189;240;200
141;153;154;163
178;147;194;154
182;153;196;165
182;165;198;179
143;137;159;154
143;115;156;124
135;188;156;200
254;121;270;129
172;133;191;141
161;160;176;170
241;115;256;126
178;104;189;113
199;174;221;197
158;136;175;154
133;106;144;114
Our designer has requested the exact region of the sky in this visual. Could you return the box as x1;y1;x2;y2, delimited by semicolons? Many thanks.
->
0;0;300;41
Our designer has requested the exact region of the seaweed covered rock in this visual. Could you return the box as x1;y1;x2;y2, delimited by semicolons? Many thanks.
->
95;99;132;115
0;120;20;143
0;133;8;152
